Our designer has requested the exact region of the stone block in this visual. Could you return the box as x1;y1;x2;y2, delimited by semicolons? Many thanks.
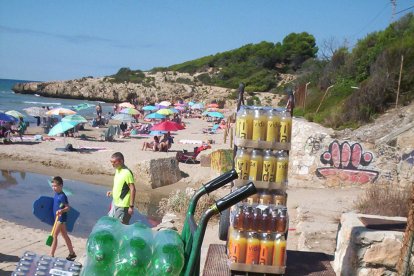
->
199;153;211;167
363;237;401;268
134;156;181;189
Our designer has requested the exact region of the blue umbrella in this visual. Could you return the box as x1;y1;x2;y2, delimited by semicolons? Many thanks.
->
191;103;204;109
207;111;224;118
188;101;195;106
48;121;78;136
143;105;158;111
0;112;18;123
149;130;166;136
145;113;166;119
169;108;179;113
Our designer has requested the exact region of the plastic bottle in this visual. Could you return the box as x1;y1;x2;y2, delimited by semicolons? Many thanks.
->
233;205;245;230
262;150;276;182
148;230;184;276
275;151;288;184
259;208;271;233
273;192;287;206
242;206;254;231
249;149;263;181
236;107;253;139
279;111;292;143
115;222;153;275
246;193;259;205
228;229;247;264
259;190;272;205
259;233;274;265
245;232;260;265
272;234;287;267
275;208;288;233
252;108;267;141
235;148;250;180
251;207;262;232
266;109;280;143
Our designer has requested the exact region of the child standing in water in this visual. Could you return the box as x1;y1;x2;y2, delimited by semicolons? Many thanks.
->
50;176;77;261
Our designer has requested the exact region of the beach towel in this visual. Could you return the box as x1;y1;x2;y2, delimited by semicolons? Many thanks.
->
179;139;203;145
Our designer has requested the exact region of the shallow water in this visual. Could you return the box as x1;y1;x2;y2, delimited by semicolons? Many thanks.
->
0;170;161;238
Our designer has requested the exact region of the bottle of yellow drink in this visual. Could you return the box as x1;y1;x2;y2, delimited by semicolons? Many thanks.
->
272;234;286;267
245;231;260;265
259;233;274;265
275;151;288;184
252;108;267;141
279;111;292;143
249;149;263;181
235;148;251;180
266;109;280;143
236;107;253;139
262;150;276;182
228;229;247;263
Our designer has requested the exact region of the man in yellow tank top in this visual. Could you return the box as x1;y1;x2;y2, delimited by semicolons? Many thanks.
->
106;152;136;224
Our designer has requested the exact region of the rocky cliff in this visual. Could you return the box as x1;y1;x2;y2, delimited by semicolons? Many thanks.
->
12;71;233;103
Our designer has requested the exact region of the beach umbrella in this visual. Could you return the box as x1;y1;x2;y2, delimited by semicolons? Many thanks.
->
159;101;171;107
156;109;174;116
188;101;195;106
149;130;166;136
175;106;185;111
143;105;158;111
150;121;185;132
48;121;79;136
112;113;134;122
119;102;135;109
207;103;219;108
46;108;76;116
62;114;88;123
207;111;224;118
71;103;94;111
169;108;179;114
6;110;25;119
207;107;219;112
174;103;186;107
23;107;47;117
120;108;140;115
145;113;166;119
191;103;204;110
0;112;18;123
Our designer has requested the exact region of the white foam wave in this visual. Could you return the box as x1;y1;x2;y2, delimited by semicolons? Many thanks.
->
23;101;62;105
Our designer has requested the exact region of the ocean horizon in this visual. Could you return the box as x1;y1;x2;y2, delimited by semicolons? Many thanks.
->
0;78;113;124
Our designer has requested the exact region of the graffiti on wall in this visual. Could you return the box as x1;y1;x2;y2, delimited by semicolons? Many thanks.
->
304;133;327;154
316;140;379;184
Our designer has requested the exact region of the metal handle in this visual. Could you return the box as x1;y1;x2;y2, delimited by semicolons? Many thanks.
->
215;182;256;213
203;169;238;194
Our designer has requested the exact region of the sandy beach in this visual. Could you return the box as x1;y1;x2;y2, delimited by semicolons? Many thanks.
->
0;115;362;274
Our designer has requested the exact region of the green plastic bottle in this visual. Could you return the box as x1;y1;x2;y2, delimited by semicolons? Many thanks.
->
148;230;184;276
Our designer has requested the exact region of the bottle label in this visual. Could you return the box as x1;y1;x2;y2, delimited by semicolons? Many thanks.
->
275;160;288;183
237;118;248;139
266;120;279;142
252;119;266;141
262;160;275;182
249;160;258;180
245;240;260;264
236;158;249;180
259;241;274;265
279;121;290;143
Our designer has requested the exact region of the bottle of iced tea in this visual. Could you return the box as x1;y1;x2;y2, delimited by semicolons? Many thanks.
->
243;206;254;231
233;205;245;230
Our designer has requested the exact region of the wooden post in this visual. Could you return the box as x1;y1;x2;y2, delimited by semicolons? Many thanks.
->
315;85;334;114
396;55;404;108
397;183;414;275
304;82;310;112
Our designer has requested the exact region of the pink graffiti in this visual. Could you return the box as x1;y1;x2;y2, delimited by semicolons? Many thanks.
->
316;140;378;184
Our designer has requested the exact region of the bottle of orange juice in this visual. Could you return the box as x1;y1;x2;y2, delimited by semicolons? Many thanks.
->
275;151;288;184
249;149;263;181
252;108;267;141
236;107;253;139
245;231;260;265
228;229;247;264
266;109;280;143
235;148;251;180
279;111;291;143
272;234;286;267
262;150;276;182
259;233;274;265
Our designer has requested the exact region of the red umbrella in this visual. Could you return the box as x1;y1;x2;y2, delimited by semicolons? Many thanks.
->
150;121;185;131
207;103;219;108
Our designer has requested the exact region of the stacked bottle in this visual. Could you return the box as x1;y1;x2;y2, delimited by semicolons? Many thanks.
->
230;105;292;273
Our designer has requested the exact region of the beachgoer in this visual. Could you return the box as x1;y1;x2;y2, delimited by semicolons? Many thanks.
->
50;176;77;261
106;152;136;224
16;117;27;141
96;103;102;118
142;136;159;151
158;132;173;152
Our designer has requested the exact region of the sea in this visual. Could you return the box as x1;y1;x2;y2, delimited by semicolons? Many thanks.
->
0;78;113;124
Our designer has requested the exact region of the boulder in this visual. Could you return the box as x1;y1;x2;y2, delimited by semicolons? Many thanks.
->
134;156;182;189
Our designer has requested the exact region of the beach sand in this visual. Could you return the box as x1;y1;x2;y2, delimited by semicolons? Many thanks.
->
0;116;362;274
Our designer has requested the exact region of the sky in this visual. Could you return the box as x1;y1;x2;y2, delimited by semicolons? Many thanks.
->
0;0;413;82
